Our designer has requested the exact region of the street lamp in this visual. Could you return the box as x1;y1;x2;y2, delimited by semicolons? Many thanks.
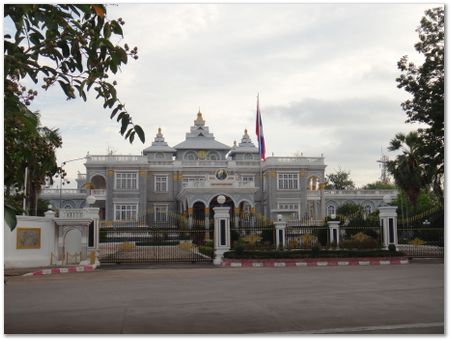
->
56;157;87;209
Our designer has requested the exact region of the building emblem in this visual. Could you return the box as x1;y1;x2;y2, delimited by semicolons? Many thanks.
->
215;169;228;180
197;150;207;160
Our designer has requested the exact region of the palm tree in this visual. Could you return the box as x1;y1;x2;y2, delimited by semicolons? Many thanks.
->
387;131;429;209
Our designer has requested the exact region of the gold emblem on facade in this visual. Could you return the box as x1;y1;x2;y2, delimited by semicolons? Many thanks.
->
197;150;207;160
107;169;113;177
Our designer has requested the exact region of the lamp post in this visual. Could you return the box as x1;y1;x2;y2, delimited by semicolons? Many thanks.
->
56;157;87;209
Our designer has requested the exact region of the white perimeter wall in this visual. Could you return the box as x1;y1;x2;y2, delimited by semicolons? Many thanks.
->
4;215;56;268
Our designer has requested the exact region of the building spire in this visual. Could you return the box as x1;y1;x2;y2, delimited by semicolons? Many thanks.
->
195;109;205;126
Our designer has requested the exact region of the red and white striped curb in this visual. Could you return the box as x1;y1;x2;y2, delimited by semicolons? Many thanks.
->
23;265;97;276
222;258;409;268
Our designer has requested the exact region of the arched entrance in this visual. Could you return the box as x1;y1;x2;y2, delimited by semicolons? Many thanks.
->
209;195;235;220
192;201;206;228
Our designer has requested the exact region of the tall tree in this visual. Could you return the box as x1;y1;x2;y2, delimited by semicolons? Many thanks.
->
395;7;444;201
387;131;428;209
4;4;145;143
4;101;62;218
325;168;355;190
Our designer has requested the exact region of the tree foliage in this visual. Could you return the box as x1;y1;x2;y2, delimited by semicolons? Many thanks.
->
325;168;355;190
362;181;396;190
4;100;62;220
4;4;145;144
387;131;428;208
393;7;444;202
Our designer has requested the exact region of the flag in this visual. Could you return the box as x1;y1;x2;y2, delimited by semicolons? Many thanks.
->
255;94;266;160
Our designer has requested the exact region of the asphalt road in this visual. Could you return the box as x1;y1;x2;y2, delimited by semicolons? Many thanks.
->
4;263;444;334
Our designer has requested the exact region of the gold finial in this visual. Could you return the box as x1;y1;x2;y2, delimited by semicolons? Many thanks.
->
195;109;205;125
158;127;161;134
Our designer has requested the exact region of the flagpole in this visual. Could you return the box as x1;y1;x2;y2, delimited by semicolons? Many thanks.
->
257;93;264;218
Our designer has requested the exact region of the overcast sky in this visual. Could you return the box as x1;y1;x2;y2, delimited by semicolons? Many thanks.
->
24;3;437;188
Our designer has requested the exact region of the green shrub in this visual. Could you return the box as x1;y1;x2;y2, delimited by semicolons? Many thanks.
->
340;238;379;249
198;245;213;258
388;244;396;252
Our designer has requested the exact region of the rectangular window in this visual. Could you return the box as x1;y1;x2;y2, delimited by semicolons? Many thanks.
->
277;173;299;190
154;205;168;222
114;203;138;221
115;172;138;190
242;175;255;183
182;176;206;187
278;203;299;210
155;175;168;192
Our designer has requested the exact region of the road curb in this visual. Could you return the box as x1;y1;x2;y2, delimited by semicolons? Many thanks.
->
222;257;409;268
22;265;97;276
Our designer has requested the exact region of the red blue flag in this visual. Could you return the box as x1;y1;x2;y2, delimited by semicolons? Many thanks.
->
256;94;266;160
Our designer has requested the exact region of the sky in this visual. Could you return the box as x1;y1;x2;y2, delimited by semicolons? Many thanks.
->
20;3;438;188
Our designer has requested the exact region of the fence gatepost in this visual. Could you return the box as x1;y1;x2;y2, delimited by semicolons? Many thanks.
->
213;202;231;266
274;215;287;249
379;205;398;249
328;220;340;248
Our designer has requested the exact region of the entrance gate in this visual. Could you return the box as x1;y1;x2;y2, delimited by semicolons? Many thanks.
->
98;214;213;264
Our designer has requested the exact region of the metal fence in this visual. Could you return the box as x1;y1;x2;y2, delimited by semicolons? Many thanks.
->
286;226;329;249
99;214;214;263
397;227;444;257
339;226;383;249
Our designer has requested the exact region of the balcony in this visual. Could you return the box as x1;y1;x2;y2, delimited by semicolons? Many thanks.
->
91;189;107;200
324;189;398;197
85;155;147;164
263;156;325;167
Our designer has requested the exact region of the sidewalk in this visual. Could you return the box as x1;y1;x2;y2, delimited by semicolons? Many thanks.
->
5;264;96;277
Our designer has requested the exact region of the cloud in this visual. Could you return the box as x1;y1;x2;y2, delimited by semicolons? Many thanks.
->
15;3;435;188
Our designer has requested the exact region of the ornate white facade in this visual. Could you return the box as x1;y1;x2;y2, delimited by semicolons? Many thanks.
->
41;111;397;225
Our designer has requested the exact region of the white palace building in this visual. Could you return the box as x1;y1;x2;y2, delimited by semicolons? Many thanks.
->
41;111;397;226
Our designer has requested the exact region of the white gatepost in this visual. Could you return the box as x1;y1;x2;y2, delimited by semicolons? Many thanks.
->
328;220;340;247
213;206;231;265
274;215;287;249
379;205;398;249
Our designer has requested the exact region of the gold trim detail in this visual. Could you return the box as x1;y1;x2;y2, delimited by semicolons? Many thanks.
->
139;170;146;176
16;227;41;249
299;171;306;177
107;169;113;177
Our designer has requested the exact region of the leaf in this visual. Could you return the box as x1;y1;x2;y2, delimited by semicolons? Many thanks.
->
91;4;105;18
5;203;17;231
58;80;74;99
103;23;111;39
110;106;120;119
133;125;145;143
120;115;129;134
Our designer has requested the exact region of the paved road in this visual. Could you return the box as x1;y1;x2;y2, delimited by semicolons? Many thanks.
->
4;263;444;334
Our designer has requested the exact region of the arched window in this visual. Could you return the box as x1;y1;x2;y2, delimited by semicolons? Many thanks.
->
207;151;220;160
184;151;198;160
327;205;336;216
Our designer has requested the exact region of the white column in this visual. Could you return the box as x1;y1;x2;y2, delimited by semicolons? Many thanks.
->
379;206;398;249
213;206;230;265
274;215;287;249
328;220;340;247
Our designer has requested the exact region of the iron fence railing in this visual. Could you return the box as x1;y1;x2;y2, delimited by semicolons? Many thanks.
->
339;226;383;249
397;227;444;257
